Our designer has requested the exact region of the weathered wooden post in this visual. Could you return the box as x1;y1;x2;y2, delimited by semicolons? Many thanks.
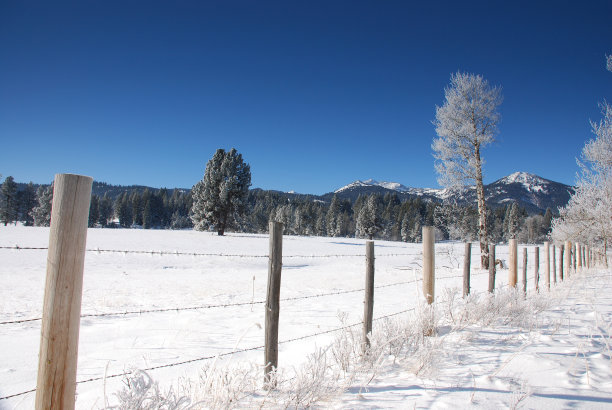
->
544;241;550;290
522;248;528;294
573;242;577;271
463;242;471;297
534;246;540;292
552;244;557;284
565;241;572;279
585;245;589;269
509;239;518;288
559;245;564;281
488;244;496;293
422;226;435;304
363;240;375;352
35;174;92;410
264;221;283;387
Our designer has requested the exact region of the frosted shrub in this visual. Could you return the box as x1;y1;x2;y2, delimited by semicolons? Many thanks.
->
112;370;192;409
111;279;574;409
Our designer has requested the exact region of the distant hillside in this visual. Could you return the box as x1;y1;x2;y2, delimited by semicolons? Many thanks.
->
16;181;188;201
14;171;573;215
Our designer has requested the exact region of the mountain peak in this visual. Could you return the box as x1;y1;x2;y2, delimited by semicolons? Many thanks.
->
335;179;410;193
499;171;543;185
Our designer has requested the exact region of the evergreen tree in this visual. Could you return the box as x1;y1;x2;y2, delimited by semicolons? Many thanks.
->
191;148;251;235
131;192;143;226
32;185;53;226
18;182;37;226
326;195;341;236
141;189;153;229
115;192;133;227
89;195;100;227
505;202;520;239
355;195;381;239
98;194;113;227
0;176;18;225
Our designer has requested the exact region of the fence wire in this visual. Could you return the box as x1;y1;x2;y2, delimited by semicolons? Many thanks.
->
0;308;416;401
1;280;417;326
0;245;422;259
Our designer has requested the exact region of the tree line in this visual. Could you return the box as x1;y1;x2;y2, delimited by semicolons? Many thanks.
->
0;173;554;243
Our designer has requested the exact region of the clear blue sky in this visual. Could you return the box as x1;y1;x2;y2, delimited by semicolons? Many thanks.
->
1;1;610;194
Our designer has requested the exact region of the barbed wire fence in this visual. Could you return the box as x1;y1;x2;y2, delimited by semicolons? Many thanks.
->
0;234;587;402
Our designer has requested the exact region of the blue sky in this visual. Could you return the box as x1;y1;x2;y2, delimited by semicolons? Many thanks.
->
1;1;610;194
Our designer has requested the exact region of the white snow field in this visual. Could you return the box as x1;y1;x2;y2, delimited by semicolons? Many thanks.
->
0;225;611;408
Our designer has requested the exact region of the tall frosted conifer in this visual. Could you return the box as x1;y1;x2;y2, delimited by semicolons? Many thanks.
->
191;148;251;235
356;195;381;240
32;185;53;227
433;72;502;267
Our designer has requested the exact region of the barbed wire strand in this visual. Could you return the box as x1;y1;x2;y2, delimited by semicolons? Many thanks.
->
0;308;416;401
0;245;423;258
1;280;419;326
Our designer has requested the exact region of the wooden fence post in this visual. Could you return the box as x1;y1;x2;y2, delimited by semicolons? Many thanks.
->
545;241;550;290
565;241;571;279
573;243;577;272
585;245;589;269
35;174;92;410
363;240;375;352
560;245;564;281
264;221;283;387
534;246;540;292
552;244;557;284
509;239;517;288
463;242;471;297
488;244;496;293
522;248;528;294
422;226;435;305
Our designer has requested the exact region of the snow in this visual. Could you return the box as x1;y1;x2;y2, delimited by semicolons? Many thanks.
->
498;171;550;194
1;225;611;408
331;270;612;408
335;179;412;193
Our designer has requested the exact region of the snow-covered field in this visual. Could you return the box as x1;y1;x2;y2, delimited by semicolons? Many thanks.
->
0;225;610;408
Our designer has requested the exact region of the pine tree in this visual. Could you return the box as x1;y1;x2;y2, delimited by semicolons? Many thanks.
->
356;195;381;239
98;194;113;227
0;176;18;225
89;195;100;227
18;182;37;226
506;202;520;239
191;148;251;235
326;195;341;236
115;192;133;227
32;185;53;226
131;192;143;226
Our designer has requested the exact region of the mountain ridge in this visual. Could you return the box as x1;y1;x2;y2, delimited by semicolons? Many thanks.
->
329;172;573;214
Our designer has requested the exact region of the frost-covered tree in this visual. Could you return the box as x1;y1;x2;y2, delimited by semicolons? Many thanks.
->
432;72;502;267
355;195;381;239
0;176;18;226
191;148;251;235
551;57;612;263
504;202;520;240
32;185;53;227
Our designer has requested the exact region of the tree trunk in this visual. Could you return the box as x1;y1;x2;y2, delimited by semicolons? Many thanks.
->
474;144;489;268
218;212;227;236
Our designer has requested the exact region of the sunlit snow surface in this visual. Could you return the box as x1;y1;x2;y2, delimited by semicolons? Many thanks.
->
1;225;610;408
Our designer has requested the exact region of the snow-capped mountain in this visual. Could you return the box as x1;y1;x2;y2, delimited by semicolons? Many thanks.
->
329;172;573;214
335;179;411;193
